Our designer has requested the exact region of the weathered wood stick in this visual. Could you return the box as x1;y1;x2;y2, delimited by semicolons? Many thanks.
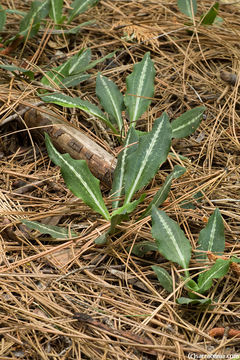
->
22;106;117;188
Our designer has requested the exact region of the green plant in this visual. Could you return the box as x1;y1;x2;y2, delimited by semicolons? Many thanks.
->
0;0;98;48
22;52;205;243
40;52;205;137
177;0;221;26
142;207;238;306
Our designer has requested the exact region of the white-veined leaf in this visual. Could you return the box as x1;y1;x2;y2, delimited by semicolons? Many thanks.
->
68;0;99;23
41;92;118;134
111;128;138;209
124;113;171;204
22;219;77;239
96;73;124;131
41;61;70;89
197;208;225;260
151;206;191;270
177;0;197;18
197;259;230;294
124;52;155;126
69;48;91;75
152;265;173;293
19;0;50;38
45;133;110;220
61;73;90;88
141;165;186;218
49;0;63;24
171;106;205;138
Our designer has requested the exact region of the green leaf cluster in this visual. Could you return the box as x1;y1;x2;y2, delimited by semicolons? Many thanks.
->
41;52;205;136
149;207;236;306
1;0;99;46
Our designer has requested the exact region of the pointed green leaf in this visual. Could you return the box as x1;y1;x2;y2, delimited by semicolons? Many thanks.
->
96;73;124;131
171;106;205;138
19;0;50;38
197;259;230;294
49;0;63;24
95;230;109;244
177;0;197;18
124;113;172;204
68;0;99;23
82;51;116;72
111;128;139;209
124;52;155;126
41;49;91;89
41;61;70;89
177;297;211;305
130;241;158;257
197;208;225;260
141;165;186;218
61;74;90;88
151;206;191;270
45;133;110;220
201;2;219;25
69;49;91;75
230;257;240;263
0;5;6;31
22;219;77;239
152;265;173;293
111;194;146;217
41;93;118;134
0;65;34;80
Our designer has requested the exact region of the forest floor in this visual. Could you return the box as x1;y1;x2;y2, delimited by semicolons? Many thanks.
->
0;1;240;359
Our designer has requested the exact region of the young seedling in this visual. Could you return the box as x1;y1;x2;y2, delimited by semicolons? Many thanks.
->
0;0;99;52
148;207;239;306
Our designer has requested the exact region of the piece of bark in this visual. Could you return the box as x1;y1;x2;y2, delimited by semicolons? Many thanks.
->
23;107;117;188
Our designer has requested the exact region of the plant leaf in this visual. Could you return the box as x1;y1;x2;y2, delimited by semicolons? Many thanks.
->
177;0;197;19
124;113;172;204
61;74;90;88
151;206;192;270
111;127;139;209
96;73;124;131
197;259;230;294
41;62;70;89
0;5;6;31
177;297;211;305
22;219;77;239
152;265;173;293
82;51;116;72
0;65;34;80
197;208;225;260
171;106;205;138
19;0;50;38
129;241;158;257
141;165;186;218
68;0;99;23
41;92;118;134
201;2;219;25
124;52;155;126
111;194;146;217
68;48;92;75
49;0;63;24
45;133;110;220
